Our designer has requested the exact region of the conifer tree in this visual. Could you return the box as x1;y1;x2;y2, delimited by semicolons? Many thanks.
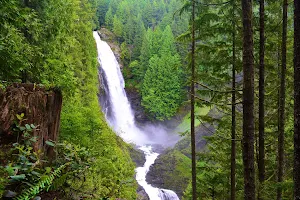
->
105;7;113;29
132;15;146;59
241;0;255;199
258;0;265;199
141;26;182;120
278;1;287;199
141;53;182;120
190;0;197;199
113;15;123;42
294;0;300;199
231;0;237;199
159;25;176;56
139;29;154;81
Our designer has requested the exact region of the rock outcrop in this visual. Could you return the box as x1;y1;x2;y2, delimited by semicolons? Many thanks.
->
125;88;149;123
128;145;146;167
146;149;191;198
137;186;150;200
98;28;123;68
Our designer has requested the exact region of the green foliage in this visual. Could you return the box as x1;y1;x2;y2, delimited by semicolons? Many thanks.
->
2;121;44;188
142;53;182;120
120;42;130;66
159;26;177;56
140;26;183;120
105;8;114;29
181;0;295;199
0;122;71;199
5;143;41;182
183;159;229;200
132;15;146;58
0;168;8;197
94;0;110;26
59;127;137;199
0;0;34;81
113;15;123;41
176;106;211;133
138;29;155;81
1;115;128;199
14;162;70;200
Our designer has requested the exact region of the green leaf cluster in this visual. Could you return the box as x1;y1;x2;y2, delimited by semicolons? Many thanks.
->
14;162;70;200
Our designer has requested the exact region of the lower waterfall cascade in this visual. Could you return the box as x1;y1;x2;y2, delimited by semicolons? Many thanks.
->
93;31;180;200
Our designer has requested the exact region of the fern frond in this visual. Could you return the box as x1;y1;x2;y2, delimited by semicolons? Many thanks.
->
13;162;70;200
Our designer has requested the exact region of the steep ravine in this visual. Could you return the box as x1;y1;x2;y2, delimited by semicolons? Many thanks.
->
97;28;217;199
94;31;180;200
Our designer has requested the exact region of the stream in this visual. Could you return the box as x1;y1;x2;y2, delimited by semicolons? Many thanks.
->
93;31;180;200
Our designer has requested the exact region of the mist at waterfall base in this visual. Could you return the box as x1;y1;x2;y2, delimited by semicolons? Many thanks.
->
99;66;180;147
93;32;180;200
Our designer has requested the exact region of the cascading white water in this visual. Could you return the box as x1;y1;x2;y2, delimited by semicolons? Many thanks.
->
93;31;180;200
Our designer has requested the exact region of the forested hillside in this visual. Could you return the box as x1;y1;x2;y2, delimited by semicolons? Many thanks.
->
0;0;137;199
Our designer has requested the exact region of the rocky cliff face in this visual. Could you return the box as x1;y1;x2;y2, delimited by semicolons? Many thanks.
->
125;88;149;124
128;145;146;167
98;28;123;68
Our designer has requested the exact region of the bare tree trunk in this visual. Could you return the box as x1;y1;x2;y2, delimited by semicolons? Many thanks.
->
258;0;265;199
278;1;287;199
294;1;300;199
191;0;197;199
241;0;255;199
231;1;236;200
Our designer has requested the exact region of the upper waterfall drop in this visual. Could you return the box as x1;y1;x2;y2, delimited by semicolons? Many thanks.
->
93;31;148;146
93;31;180;200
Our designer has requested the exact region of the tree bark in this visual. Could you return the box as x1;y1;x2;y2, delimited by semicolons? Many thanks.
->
294;0;300;199
258;0;265;199
241;0;255;199
278;1;287;199
231;0;236;200
0;83;62;160
191;0;197;199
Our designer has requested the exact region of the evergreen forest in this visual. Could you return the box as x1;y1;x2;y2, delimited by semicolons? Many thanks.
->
1;0;300;200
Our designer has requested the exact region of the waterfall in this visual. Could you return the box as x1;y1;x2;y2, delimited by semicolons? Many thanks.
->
93;31;180;200
159;189;180;200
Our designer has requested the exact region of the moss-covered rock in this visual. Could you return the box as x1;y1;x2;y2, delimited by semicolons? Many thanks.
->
137;185;149;200
146;149;191;198
127;145;146;167
174;123;214;157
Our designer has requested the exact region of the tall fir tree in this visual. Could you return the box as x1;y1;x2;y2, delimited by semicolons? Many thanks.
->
241;0;255;199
